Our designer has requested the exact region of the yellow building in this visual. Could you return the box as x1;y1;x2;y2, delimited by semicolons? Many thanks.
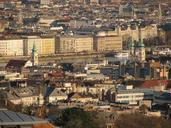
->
56;35;93;53
23;36;55;56
94;35;122;52
41;37;55;55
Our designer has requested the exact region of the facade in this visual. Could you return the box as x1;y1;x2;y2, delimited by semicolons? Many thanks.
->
41;37;55;55
7;87;44;106
115;91;144;104
108;85;153;105
23;36;55;56
56;35;93;53
0;39;23;56
48;88;68;104
117;24;158;42
40;0;50;5
94;35;122;52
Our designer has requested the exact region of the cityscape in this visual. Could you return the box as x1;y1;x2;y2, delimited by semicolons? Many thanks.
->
0;0;171;128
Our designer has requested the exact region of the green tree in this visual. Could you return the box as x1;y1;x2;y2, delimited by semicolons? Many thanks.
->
56;107;98;128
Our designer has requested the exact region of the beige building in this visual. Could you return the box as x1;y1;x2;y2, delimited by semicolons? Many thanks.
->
41;37;55;55
23;36;55;56
0;39;23;56
117;24;158;42
56;35;93;53
94;35;122;52
7;87;44;106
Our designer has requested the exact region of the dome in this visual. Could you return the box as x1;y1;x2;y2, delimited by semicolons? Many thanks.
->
129;42;135;49
138;42;145;48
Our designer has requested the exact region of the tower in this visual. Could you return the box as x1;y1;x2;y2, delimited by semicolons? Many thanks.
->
138;24;145;62
139;41;145;62
32;43;38;66
129;41;135;56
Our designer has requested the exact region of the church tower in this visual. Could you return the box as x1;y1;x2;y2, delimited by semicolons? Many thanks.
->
139;41;145;62
32;43;38;66
138;24;146;62
129;41;135;56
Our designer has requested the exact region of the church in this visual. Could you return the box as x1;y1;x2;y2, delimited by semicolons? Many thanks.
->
129;24;146;62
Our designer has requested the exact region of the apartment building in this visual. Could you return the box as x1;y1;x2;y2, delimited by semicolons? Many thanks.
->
94;35;122;52
0;39;23;56
56;35;93;53
23;36;55;56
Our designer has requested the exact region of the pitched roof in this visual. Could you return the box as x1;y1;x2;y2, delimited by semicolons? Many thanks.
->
6;60;28;69
49;88;67;97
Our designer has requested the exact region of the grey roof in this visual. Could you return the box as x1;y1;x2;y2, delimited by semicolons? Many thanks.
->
0;109;48;126
117;88;154;94
49;88;67;97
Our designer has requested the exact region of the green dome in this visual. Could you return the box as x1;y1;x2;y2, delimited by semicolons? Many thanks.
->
138;42;145;47
128;42;135;49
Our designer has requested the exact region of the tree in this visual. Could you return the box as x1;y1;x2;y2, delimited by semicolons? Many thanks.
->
56;107;98;128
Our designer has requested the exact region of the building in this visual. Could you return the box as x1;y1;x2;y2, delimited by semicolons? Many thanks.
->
117;24;158;43
93;35;122;52
0;39;23;56
5;60;32;73
56;35;93;53
108;85;153;105
68;93;98;103
159;23;171;45
23;36;55;56
7;86;44;106
47;88;68;104
40;0;50;5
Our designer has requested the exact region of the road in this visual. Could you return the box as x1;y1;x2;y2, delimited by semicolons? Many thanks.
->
0;53;105;67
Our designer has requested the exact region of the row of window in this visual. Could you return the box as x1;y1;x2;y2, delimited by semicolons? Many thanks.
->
117;95;143;99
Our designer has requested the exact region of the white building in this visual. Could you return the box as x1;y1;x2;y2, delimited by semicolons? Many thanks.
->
109;85;153;105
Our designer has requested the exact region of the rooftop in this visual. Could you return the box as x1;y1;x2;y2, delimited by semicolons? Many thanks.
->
0;109;48;126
